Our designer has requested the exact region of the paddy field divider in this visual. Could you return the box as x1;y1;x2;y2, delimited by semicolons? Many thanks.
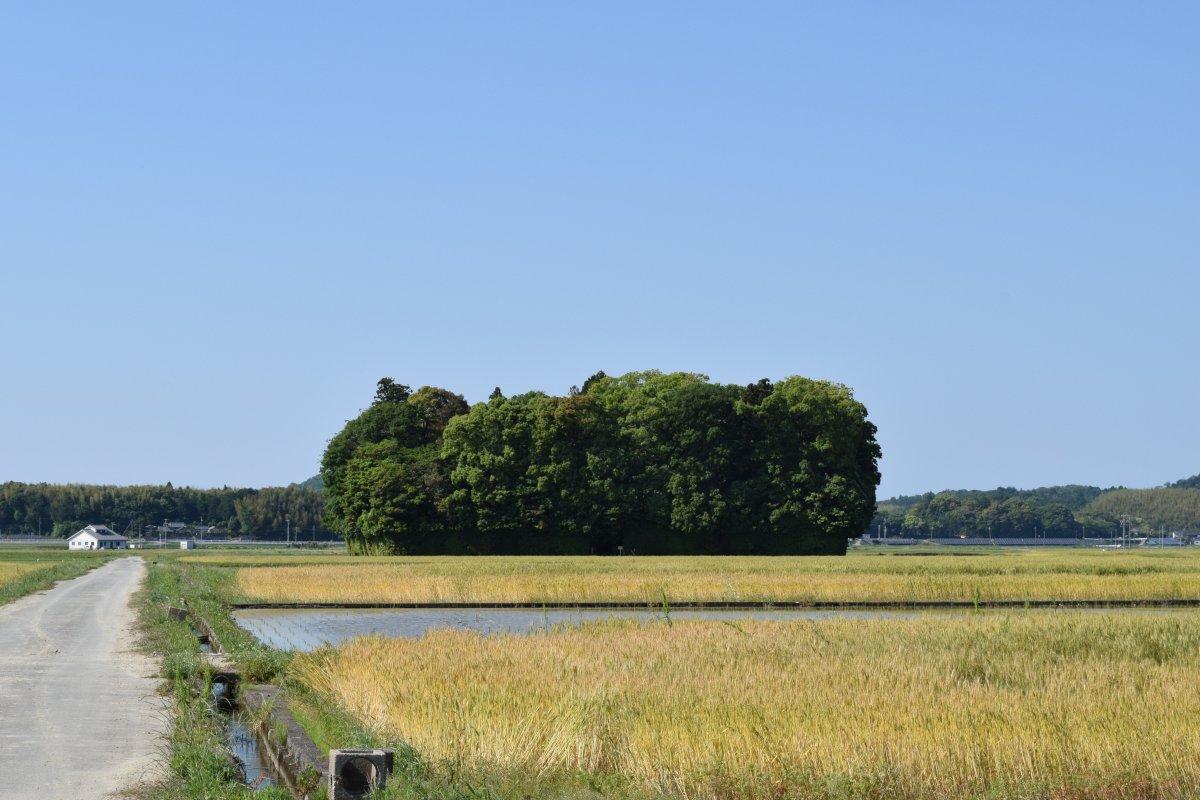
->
230;597;1200;609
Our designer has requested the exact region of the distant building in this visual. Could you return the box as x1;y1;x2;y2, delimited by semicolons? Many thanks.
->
1141;536;1187;547
179;539;196;550
67;524;129;551
860;535;1087;547
155;522;219;536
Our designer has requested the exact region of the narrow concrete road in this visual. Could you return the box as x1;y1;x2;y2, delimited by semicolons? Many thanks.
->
0;557;166;799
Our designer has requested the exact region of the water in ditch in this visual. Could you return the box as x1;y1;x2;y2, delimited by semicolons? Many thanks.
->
226;713;278;790
211;681;278;790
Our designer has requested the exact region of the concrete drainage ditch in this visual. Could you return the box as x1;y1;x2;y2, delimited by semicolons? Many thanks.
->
178;605;393;798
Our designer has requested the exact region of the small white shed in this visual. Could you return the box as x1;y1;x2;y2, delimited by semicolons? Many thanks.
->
68;524;129;550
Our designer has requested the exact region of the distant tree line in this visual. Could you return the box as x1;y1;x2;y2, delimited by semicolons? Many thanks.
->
872;488;1100;539
322;372;881;555
872;482;1200;538
0;482;328;539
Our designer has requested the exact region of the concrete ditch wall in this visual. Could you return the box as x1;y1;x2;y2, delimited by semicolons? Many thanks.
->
183;606;329;798
240;684;329;796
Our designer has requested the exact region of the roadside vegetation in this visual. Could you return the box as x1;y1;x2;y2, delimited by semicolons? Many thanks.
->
128;556;290;800
229;549;1200;605
0;548;115;606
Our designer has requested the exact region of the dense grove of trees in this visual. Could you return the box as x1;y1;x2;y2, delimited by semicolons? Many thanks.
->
0;482;327;538
322;372;881;555
233;486;327;539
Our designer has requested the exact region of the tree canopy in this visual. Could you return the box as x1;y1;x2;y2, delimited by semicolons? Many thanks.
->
0;482;326;538
872;478;1200;538
321;372;881;555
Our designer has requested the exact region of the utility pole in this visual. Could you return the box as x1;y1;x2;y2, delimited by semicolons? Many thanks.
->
286;515;291;547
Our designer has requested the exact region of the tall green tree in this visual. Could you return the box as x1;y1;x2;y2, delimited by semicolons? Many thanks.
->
320;381;467;553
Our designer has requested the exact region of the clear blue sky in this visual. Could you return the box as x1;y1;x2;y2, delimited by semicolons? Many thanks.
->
2;2;1196;498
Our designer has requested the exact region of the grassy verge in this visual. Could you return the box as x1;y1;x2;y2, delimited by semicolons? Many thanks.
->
149;556;290;682
0;550;115;606
127;559;291;800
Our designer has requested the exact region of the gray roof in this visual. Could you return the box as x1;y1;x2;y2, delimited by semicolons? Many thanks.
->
70;525;128;541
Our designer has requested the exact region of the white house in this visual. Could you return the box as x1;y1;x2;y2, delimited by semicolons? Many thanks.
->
67;524;129;550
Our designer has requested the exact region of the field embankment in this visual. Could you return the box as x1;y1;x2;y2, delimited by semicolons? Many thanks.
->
229;550;1200;605
293;613;1200;800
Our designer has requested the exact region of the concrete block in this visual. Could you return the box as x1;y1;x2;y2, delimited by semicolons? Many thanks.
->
328;749;392;799
209;668;239;710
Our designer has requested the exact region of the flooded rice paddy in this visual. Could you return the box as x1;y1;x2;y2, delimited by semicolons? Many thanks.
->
234;605;1200;651
234;606;926;650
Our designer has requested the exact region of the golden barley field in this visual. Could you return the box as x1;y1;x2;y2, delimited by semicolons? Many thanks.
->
292;612;1200;799
232;549;1200;604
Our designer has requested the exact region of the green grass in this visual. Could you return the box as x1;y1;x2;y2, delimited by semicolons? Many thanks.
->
143;555;291;682
282;682;379;755
127;559;291;800
0;548;116;606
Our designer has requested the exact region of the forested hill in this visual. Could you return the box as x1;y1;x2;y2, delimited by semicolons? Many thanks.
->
1081;488;1200;533
292;475;324;492
875;476;1200;538
0;482;326;538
